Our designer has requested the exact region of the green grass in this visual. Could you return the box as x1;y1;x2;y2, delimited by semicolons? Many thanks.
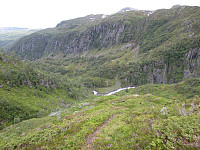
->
116;78;200;99
0;86;79;128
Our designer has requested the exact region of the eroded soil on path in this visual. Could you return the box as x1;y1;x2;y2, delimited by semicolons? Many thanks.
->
83;114;116;149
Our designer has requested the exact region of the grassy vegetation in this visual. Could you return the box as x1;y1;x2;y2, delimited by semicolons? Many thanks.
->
116;78;200;99
0;78;199;149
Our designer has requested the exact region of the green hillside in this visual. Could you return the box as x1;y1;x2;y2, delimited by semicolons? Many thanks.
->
0;50;89;129
0;78;199;149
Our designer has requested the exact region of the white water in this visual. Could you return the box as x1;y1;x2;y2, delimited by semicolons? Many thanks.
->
93;91;98;95
105;87;135;96
50;87;135;117
93;87;135;96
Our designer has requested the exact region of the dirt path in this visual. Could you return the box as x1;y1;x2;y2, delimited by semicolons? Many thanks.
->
83;114;116;149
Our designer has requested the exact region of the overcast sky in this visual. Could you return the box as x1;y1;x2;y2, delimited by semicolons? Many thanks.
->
0;0;200;29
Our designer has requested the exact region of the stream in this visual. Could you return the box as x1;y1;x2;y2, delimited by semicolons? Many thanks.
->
93;87;135;96
50;87;135;117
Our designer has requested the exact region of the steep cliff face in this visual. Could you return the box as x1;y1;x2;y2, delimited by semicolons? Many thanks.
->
13;34;50;60
117;6;200;85
145;47;200;84
9;6;200;86
9;12;147;60
183;48;200;78
122;38;200;85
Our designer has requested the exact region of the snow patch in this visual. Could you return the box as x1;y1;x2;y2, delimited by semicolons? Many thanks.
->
101;15;107;19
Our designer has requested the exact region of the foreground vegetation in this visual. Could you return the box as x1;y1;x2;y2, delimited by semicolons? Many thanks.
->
0;78;199;149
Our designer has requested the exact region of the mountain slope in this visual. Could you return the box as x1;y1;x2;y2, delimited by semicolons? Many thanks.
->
9;6;200;87
0;51;89;129
0;78;199;149
9;11;148;60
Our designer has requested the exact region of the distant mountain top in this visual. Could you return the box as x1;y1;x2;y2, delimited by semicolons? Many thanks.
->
118;7;138;13
56;14;106;28
171;4;182;9
0;27;40;50
0;27;29;33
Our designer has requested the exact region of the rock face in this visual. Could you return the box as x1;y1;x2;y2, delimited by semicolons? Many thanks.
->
9;12;146;60
124;46;200;85
11;34;50;60
45;21;128;54
183;48;200;78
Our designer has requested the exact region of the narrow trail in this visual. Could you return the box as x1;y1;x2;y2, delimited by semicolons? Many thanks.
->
83;114;116;149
